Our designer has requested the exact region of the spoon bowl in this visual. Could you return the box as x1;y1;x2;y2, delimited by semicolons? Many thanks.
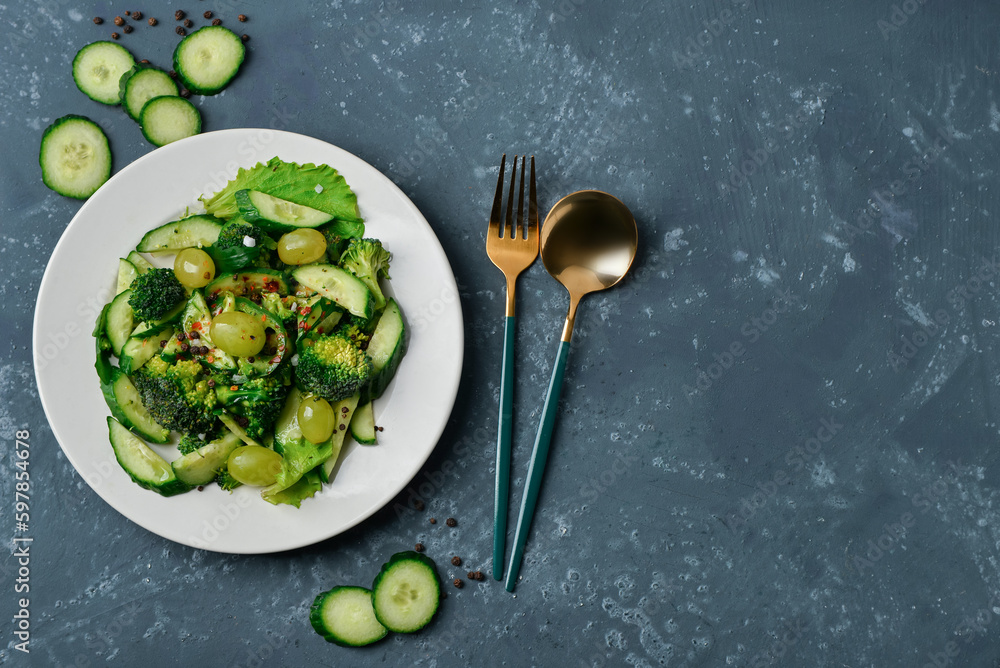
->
505;190;637;591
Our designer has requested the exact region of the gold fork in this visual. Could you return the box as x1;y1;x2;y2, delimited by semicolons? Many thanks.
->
486;154;539;580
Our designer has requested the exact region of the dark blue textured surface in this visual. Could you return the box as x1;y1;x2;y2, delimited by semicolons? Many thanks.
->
3;1;1000;665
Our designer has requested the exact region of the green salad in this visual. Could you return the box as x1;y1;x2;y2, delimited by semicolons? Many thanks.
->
94;158;407;507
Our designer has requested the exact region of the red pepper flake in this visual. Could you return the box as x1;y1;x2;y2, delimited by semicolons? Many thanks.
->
191;321;202;330
301;323;310;331
230;385;238;391
301;306;312;315
206;355;214;363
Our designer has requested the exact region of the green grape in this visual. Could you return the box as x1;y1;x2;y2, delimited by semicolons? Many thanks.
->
173;247;216;288
209;311;267;357
277;228;327;265
298;395;335;443
227;446;283;486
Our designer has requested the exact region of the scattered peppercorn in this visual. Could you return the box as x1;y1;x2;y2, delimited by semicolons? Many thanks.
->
474;571;485;581
414;543;425;552
241;33;249;42
132;11;143;20
183;18;192;27
168;70;177;78
211;18;221;25
429;518;437;524
413;499;425;511
376;426;384;432
203;10;212;18
338;423;346;431
180;88;191;98
446;518;457;527
93;16;103;24
451;556;462;567
111;32;120;39
453;578;463;589
175;26;186;35
176;332;185;341
467;571;476;579
197;485;204;491
123;25;133;33
159;339;167;348
180;343;190;352
139;59;150;64
148;17;158;26
174;10;185;20
124;11;131;17
238;14;247;22
207;379;215;388
114;16;125;26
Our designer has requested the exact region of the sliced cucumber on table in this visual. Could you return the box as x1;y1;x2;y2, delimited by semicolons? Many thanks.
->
107;417;189;497
310;586;388;647
120;65;180;121
39;115;112;199
292;264;375;319
173;26;246;95
371;551;441;633
236;189;334;232
72;41;135;105
137;214;223;253
140;95;202;147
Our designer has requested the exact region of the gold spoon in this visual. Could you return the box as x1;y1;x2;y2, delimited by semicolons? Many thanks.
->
504;190;638;591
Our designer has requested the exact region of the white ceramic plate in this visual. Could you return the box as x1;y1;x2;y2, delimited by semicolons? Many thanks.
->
33;129;463;554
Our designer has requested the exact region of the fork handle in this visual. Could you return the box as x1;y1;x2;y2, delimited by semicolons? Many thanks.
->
492;315;516;580
504;338;571;592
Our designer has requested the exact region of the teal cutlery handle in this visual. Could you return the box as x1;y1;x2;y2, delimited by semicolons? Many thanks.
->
504;339;571;592
493;315;516;580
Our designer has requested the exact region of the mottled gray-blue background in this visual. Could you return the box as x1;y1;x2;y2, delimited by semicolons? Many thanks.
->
4;0;1000;666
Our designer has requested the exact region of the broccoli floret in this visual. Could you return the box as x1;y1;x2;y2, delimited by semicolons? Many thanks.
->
131;357;218;433
261;292;296;328
216;220;267;250
296;334;373;401
320;220;365;263
216;468;242;491
128;268;186;322
177;424;225;455
333;319;373;350
215;369;290;440
339;238;391;310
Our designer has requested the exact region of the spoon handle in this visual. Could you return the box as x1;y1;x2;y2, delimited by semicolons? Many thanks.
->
504;338;571;592
493;315;516;580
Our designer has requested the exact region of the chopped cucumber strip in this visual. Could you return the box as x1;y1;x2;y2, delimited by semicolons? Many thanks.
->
110;369;170;443
140;95;202;147
39;115;112;199
349;400;376;445
105;289;134;357
173;26;245;95
107;417;189;496
126;251;154;275
116;259;138;294
291;264;375;319
236;189;334;232
73;41;135;105
137;215;223;253
365;299;407;401
172;432;241;486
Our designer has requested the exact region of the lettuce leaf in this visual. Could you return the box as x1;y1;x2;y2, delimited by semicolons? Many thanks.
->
200;157;362;223
263;470;322;508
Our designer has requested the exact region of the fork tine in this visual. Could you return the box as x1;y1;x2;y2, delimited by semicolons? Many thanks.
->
516;155;526;240
528;155;538;239
505;155;519;239
489;154;507;236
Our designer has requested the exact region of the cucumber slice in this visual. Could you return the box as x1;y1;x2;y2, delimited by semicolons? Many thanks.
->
107;417;190;497
296;296;342;341
72;41;135;105
106;289;134;356
137;215;223;253
236;189;335;232
119;325;174;376
111;369;170;443
349;401;376;445
310;586;388;647
292;264;375;319
140;95;202;147
39;115;112;199
205;270;289;303
180;290;237;371
371;552;441;633
126;251;154;275
172;432;241;486
173;26;246;95
120;65;180;121
365;299;407;400
117;259;138;294
321;394;360;482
